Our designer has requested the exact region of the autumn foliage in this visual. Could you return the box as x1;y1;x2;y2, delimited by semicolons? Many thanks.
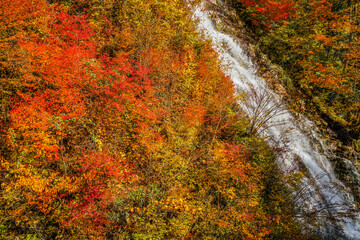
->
238;0;295;25
231;0;360;143
0;0;302;239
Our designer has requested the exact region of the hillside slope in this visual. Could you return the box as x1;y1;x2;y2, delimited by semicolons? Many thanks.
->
0;0;305;239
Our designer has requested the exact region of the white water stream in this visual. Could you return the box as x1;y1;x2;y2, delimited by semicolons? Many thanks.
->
194;3;360;239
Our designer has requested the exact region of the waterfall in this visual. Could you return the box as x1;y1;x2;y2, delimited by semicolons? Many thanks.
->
193;3;360;239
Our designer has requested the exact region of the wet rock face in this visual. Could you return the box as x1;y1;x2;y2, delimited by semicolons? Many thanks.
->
335;158;360;184
333;157;360;201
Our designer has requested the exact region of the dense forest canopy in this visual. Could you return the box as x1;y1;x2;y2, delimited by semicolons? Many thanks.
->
1;0;359;239
0;0;305;239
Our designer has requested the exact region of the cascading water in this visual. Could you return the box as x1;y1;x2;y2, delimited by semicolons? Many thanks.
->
194;2;360;239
